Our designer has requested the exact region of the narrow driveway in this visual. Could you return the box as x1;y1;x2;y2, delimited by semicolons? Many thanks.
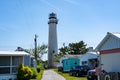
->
41;70;65;80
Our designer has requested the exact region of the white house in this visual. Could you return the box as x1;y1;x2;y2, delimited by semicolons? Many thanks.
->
0;51;31;80
95;32;120;72
80;47;99;69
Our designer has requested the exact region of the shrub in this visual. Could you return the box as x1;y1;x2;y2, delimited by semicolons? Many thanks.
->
17;64;33;80
31;68;37;79
37;67;40;73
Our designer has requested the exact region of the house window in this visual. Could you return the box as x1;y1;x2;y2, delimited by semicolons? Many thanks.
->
0;56;10;66
12;56;23;66
12;67;17;73
82;61;87;65
0;56;23;74
0;67;10;74
12;56;23;74
0;56;10;74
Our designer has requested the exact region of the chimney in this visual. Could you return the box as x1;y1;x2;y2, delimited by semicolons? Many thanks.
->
16;47;24;51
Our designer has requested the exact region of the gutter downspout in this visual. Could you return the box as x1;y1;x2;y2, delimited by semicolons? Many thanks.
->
96;51;101;80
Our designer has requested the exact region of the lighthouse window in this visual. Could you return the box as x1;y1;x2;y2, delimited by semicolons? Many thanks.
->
53;50;55;53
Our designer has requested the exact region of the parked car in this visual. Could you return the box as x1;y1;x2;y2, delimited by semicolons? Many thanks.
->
69;65;90;76
87;69;97;80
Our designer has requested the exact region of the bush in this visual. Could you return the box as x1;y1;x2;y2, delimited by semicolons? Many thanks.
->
37;67;40;73
31;68;37;79
17;64;33;80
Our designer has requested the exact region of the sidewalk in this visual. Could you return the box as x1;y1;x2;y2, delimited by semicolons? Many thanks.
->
41;70;65;80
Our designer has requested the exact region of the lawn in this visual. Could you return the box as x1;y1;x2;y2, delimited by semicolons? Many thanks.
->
54;69;87;80
30;68;44;80
36;69;44;80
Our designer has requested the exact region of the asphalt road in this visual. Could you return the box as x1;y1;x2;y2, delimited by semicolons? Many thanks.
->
41;70;65;80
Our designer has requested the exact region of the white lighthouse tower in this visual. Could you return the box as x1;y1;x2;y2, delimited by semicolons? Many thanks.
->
48;13;58;68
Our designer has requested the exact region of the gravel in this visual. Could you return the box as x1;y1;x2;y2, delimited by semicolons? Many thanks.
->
41;70;65;80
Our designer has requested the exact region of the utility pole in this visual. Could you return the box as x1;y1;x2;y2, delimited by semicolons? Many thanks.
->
34;34;38;65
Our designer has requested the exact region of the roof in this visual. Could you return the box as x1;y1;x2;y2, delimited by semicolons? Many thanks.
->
95;32;120;51
64;54;82;58
0;51;29;56
80;51;98;61
112;32;120;38
60;54;82;60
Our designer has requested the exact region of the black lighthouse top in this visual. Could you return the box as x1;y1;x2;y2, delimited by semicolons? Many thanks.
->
49;12;57;19
48;12;58;24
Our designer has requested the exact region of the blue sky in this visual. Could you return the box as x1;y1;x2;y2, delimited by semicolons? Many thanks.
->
0;0;120;51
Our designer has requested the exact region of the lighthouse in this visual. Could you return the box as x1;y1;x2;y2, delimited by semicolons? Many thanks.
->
48;13;58;68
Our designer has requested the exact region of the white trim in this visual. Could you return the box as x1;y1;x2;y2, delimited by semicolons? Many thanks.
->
10;56;12;74
0;51;29;56
0;66;17;68
0;66;10;68
29;56;31;66
23;56;24;65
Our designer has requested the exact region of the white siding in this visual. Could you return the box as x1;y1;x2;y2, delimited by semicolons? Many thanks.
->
101;36;120;50
101;52;120;72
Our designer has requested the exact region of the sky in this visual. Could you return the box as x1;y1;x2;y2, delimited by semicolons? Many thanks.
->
0;0;120;51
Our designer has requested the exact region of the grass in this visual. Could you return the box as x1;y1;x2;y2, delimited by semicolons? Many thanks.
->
30;68;44;80
36;65;45;80
54;69;87;80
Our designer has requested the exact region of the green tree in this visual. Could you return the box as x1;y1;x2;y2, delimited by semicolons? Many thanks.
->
59;41;88;55
54;41;88;62
59;46;68;56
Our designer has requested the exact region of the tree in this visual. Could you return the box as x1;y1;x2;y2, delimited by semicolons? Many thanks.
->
24;44;47;59
59;41;88;55
54;41;88;62
59;46;68;56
